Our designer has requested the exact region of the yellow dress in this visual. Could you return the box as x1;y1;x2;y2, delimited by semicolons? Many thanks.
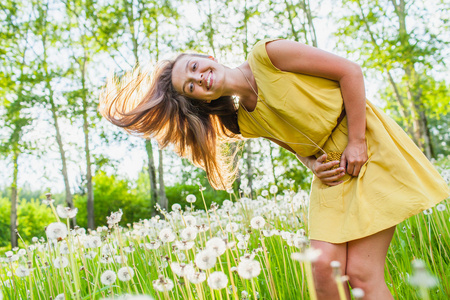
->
237;38;449;243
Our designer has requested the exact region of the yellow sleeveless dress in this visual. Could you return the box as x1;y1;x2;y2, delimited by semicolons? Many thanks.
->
237;38;449;243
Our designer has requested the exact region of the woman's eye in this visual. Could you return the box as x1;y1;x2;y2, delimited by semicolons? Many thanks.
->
192;63;197;71
189;82;194;92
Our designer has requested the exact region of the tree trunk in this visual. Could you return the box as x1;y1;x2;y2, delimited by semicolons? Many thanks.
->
48;87;76;227
158;148;168;211
267;140;278;186
81;57;94;229
245;140;254;198
302;0;318;47
10;149;19;248
145;139;158;206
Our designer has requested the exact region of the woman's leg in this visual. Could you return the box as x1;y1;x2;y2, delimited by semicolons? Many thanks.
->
310;240;350;300
346;226;396;300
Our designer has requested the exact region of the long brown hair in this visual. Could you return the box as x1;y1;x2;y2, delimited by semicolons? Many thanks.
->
98;54;242;190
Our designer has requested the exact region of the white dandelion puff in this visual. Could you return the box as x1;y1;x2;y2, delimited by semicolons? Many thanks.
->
436;204;446;212
352;288;365;299
250;216;265;229
409;259;437;288
187;271;207;284
225;222;239;233
153;275;174;292
15;266;31;278
181;227;198;241
423;208;433;215
269;186;278;194
237;259;261;279
53;257;69;269
159;228;175;243
171;262;194;277
172;203;182;211
144;241;161;250
291;248;322;262
183;215;197;227
174;240;195;251
117;267;135;282
186;194;196;203
100;270;117;285
195;249;217;270
17;249;26;257
46;223;68;240
206;237;226;256
106;209;123;227
56;205;78;219
54;294;65;300
207;271;228;290
261;190;269;197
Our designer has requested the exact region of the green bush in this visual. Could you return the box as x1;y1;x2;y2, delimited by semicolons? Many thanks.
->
74;171;153;228
0;197;54;248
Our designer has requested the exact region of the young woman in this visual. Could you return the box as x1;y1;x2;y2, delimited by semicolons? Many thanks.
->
99;38;449;299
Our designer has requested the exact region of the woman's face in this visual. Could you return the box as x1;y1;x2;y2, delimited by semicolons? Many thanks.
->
171;55;226;102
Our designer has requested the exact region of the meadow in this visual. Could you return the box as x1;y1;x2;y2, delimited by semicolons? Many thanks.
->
1;173;449;300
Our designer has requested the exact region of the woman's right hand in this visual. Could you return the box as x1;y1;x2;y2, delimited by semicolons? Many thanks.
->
311;154;346;186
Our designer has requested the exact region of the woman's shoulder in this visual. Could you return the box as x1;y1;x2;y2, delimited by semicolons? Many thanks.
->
248;38;283;71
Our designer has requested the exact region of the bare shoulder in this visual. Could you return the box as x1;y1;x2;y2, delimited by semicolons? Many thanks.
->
264;39;361;81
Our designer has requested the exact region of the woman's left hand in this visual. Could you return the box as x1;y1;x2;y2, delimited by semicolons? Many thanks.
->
340;140;368;176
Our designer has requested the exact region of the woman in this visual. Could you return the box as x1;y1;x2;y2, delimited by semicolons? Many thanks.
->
99;38;449;299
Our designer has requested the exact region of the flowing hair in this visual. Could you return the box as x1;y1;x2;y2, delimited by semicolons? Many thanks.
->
98;54;242;190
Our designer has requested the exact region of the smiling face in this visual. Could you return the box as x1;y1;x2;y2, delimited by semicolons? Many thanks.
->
171;54;227;102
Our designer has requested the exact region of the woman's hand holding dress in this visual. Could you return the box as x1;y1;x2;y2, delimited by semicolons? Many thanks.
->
341;139;368;177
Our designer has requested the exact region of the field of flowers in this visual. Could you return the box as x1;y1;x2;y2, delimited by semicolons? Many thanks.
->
0;177;449;299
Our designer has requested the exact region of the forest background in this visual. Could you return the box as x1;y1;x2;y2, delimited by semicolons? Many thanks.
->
0;0;449;250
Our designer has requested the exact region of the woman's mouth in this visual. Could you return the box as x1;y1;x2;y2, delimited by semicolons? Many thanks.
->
206;71;213;90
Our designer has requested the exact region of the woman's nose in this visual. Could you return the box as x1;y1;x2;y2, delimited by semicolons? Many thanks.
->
196;73;204;85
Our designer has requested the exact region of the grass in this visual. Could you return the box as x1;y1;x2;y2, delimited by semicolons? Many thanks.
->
0;184;448;299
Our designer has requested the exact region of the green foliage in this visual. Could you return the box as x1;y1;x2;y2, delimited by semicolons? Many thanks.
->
74;171;153;228
0;197;54;248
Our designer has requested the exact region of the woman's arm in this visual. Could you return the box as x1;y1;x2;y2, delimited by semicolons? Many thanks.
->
266;138;346;186
265;40;368;177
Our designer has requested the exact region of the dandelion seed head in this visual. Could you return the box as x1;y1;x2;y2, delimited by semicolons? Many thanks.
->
207;271;228;290
351;288;364;299
250;216;265;229
172;203;182;212
270;186;278;194
409;259;437;288
54;294;65;300
159;228;175;243
206;237;226;256
436;204;446;211
195;249;217;270
171;262;194;277
46;222;68;240
237;259;261;279
423;208;433;215
225;222;239;233
183;215;197;227
291;248;322;262
187;271;206;284
15;266;31;278
56;205;78;219
106;209;123;227
100;270;117;285
117;266;135;281
261;190;269;197
144;241;161;250
53;257;69;269
152;275;174;292
186;194;196;203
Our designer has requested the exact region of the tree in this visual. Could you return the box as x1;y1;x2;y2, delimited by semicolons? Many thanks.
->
0;0;34;247
334;0;449;158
